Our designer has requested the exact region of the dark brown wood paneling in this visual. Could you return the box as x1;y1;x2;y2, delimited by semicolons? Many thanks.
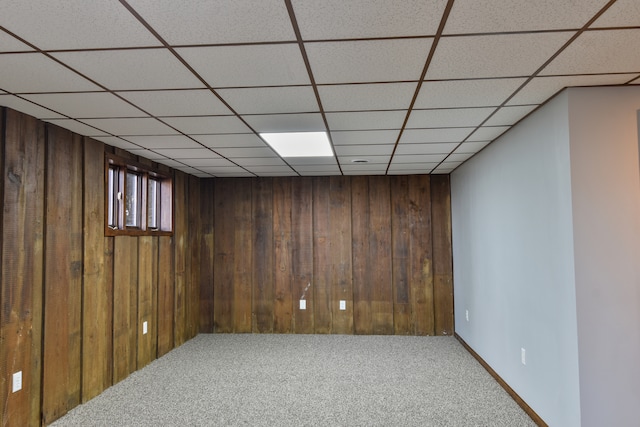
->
291;177;314;334
82;137;113;402
312;177;332;334
431;175;454;336
173;171;188;345
137;236;155;369
188;175;201;340
329;177;353;335
253;178;275;333
273;177;291;333
42;125;83;424
199;179;215;333
233;179;253;333
213;179;234;333
0;109;45;427
157;234;175;356
390;176;411;335
351;176;372;335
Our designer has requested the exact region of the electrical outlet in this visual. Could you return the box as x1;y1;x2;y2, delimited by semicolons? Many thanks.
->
143;321;148;335
465;310;469;322
299;300;306;310
521;348;526;365
12;371;22;393
339;300;346;311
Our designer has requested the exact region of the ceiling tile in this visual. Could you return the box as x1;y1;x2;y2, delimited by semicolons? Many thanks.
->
467;126;509;142
233;157;287;167
297;169;342;176
81;117;176;135
45;119;110;136
176;44;310;87
305;39;432;84
153;148;220;159
193;173;214;178
0;95;65;119
254;171;299;177
319;82;417;112
338;155;390;165
392;154;447;163
162;116;251;134
292;0;445;39
341;164;387;172
331;130;400;145
388;162;439;170
156;158;190;168
387;168;436;175
193;134;267;148
286;157;338;166
541;29;640;76
199;165;251;174
92;136;142;150
335;144;394;156
118;89;232;116
446;152;476;162
483;105;537;127
0;53;100;93
395;143;458;155
243;113;325;133
217;86;319;115
454;141;492;152
0;1;160;49
126;149;167;160
0;31;34;52
591;0;640;28
444;0;606;34
508;74;639;105
406;107;496;129
22;92;146;118
215;147;276;158
52;49;204;90
400;128;473;143
427;32;573;79
326;111;406;130
416;78;526;108
124;135;202;149
127;0;295;44
433;161;463;173
246;166;295;174
179;158;236;167
211;171;256;177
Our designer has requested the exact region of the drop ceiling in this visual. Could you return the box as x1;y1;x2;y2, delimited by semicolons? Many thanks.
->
1;0;639;178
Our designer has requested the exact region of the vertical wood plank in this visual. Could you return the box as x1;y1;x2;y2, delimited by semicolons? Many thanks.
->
233;179;252;333
368;176;393;335
0;109;45;427
213;179;234;333
410;175;434;335
431;175;454;336
312;177;332;334
291;177;314;334
253;178;275;333
42;126;83;424
173;171;188;345
157;234;175;356
199;179;215;333
351;176;372;335
329;176;353;334
82;137;113;402
187;175;200;339
137;236;155;369
391;176;411;335
273;178;292;333
113;236;138;383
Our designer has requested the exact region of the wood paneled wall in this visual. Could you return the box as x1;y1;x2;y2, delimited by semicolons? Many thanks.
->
0;107;201;426
201;175;453;336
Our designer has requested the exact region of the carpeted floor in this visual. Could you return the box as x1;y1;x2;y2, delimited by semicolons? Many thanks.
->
52;334;536;426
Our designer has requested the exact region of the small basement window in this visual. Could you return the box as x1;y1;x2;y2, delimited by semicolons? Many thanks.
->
105;154;173;236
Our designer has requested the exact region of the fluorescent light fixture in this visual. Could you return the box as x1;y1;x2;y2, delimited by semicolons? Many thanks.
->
260;132;333;157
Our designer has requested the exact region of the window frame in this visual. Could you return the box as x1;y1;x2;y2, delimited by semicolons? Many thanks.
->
105;153;173;236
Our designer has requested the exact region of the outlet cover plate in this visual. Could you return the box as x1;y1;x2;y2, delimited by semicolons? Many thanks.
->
299;300;306;310
12;371;22;393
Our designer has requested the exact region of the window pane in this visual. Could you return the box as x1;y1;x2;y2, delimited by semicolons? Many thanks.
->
125;171;141;227
148;178;160;229
107;166;119;228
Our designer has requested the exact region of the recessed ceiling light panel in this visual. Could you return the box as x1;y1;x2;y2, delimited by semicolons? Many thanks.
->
260;132;333;157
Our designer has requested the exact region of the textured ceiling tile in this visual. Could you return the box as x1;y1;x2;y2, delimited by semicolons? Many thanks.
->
22;92;146;118
162;116;251;135
0;53;100;93
233;157;287;167
92;137;143;151
0;0;160;49
387;167;436;174
467;126;509;142
119;89;232;117
454;141;492;153
319;82;417;112
446;152;476;162
45;119;110;136
218;86;319;115
339;155;390;164
177;44;310;87
292;0;446;39
507;74;639;105
306;39;432;84
123;135;202;149
127;0;295;44
427;32;573;79
591;0;640;28
286;157;338;166
0;95;65;119
215;147;276;158
193;134;267;148
335;144;394;156
0;31;34;52
406;107;496;129
483;105;537;127
331;130;400;145
243;113;325;133
253;171;299;177
395;143;458;155
444;0;607;34
326;111;406;130
392;154;447;163
416;78;526;108
126;149;167;160
52;49;204;91
179;158;237;167
400;128;473;143
153;148;220;159
81;117;177;136
541;29;640;76
245;166;295;174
